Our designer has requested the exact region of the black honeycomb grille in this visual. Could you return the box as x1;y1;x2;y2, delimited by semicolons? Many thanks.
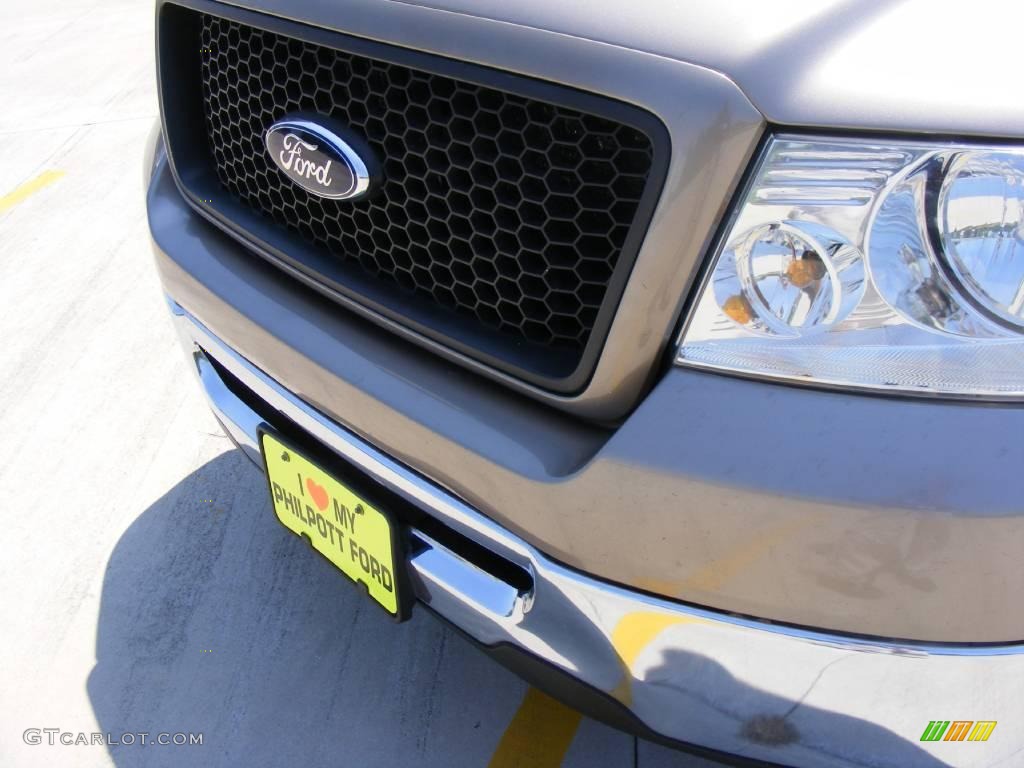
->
196;13;660;381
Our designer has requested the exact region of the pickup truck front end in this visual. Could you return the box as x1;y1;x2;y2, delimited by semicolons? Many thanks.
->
147;1;1024;764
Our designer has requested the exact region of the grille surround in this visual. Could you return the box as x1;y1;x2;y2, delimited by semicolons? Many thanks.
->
158;3;670;392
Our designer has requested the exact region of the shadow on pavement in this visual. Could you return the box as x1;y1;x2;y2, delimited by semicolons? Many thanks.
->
86;450;517;768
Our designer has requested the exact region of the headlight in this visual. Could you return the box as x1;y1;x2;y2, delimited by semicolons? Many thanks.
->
677;136;1024;397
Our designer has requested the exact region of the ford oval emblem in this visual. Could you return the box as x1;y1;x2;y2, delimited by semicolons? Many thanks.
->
264;112;380;201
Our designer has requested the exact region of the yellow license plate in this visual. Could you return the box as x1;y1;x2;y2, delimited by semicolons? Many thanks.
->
261;431;402;617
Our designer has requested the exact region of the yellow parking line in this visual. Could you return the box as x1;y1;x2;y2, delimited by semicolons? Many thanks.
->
0;169;65;213
488;687;583;768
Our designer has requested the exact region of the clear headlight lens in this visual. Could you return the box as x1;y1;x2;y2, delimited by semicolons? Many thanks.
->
677;136;1024;397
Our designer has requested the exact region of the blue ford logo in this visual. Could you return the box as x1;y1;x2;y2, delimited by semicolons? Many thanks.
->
264;113;379;201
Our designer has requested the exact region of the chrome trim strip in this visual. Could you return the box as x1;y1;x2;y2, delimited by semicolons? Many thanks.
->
409;531;522;620
170;299;1024;766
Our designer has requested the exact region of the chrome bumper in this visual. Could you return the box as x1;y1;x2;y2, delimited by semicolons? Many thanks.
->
170;300;1023;767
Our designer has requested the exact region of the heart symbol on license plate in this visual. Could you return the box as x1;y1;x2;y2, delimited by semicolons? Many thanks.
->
305;477;329;511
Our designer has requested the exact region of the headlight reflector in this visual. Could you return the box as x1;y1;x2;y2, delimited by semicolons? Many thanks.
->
940;151;1024;330
677;136;1024;397
714;221;864;337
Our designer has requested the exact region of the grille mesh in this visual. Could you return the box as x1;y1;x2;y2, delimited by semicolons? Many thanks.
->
199;14;655;357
